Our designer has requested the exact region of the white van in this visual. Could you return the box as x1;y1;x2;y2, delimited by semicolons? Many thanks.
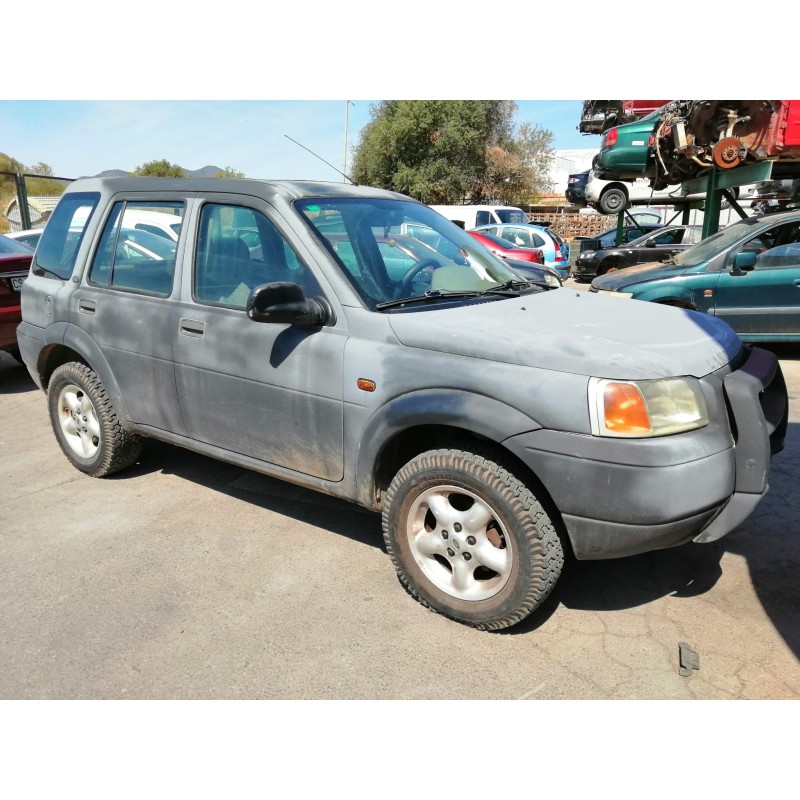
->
429;205;528;230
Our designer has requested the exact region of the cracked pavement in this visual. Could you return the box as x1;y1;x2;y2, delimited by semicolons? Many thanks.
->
1;340;798;700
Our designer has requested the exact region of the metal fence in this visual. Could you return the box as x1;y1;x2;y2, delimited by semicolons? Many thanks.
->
0;171;74;234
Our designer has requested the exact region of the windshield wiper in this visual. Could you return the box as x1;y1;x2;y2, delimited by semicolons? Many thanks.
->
376;289;482;310
479;279;531;297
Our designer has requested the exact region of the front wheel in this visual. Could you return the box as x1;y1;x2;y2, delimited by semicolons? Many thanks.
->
47;362;143;477
382;447;564;630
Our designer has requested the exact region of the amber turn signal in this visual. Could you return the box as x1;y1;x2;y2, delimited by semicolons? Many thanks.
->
357;378;376;392
602;382;651;434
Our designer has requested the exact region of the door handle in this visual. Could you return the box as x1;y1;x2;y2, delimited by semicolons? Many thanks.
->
78;299;96;314
179;319;205;337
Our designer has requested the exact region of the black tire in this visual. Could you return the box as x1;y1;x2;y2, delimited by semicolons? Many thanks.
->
47;362;142;477
598;187;627;215
382;447;564;631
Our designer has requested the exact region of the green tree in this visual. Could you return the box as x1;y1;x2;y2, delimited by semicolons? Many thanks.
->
27;161;54;177
132;159;187;178
213;166;245;178
350;101;553;205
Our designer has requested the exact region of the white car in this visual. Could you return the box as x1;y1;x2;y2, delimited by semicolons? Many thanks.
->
582;170;757;215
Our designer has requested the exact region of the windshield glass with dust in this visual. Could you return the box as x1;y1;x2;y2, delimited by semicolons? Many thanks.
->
296;198;524;310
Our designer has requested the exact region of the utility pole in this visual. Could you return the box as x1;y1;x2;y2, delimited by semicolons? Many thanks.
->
343;100;355;182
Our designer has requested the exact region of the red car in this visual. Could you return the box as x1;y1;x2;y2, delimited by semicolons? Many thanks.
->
0;234;33;361
466;230;544;264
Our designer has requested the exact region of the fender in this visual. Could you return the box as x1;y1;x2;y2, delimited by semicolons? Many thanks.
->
56;323;134;428
353;388;542;507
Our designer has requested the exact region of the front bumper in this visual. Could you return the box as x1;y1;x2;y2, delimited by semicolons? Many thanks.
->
504;346;788;559
572;258;598;280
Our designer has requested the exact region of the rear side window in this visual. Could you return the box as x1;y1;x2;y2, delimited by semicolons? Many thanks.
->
35;192;99;280
88;201;183;295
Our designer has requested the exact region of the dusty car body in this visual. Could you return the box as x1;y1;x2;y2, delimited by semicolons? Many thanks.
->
590;210;800;341
595;100;800;189
17;178;788;631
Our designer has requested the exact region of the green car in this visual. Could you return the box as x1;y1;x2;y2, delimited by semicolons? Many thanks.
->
590;211;800;341
593;110;660;182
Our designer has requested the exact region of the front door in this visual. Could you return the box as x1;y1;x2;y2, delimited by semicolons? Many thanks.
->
714;221;800;336
173;198;346;481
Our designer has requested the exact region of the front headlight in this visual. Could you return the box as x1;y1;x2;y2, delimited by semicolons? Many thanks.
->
588;376;709;438
545;273;562;288
580;251;596;259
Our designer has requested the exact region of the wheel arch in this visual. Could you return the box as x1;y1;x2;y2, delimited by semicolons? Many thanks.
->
37;326;133;428
355;389;544;509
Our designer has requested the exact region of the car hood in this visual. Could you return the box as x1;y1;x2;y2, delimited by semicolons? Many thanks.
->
591;259;691;289
387;289;740;380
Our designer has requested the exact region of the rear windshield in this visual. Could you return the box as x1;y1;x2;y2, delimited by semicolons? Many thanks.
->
35;192;100;280
496;209;528;224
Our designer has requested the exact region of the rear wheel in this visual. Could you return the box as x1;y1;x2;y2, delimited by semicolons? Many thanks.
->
598;187;627;215
47;362;143;477
382;447;564;631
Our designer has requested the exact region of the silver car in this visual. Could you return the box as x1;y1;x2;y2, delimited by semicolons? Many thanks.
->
17;178;788;631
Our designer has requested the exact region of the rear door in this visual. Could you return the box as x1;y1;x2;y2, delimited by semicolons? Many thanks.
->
75;196;187;433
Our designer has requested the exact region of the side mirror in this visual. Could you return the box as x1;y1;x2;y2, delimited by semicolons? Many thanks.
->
246;282;332;326
645;240;657;248
732;251;757;274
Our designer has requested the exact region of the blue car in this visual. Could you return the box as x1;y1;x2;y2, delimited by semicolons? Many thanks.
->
473;223;571;279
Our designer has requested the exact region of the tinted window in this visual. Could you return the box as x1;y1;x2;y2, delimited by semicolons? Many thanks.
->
88;201;182;295
651;230;683;245
35;192;99;280
194;203;320;309
475;211;492;226
496;209;527;224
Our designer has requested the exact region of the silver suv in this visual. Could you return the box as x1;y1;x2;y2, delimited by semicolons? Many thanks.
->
17;178;788;630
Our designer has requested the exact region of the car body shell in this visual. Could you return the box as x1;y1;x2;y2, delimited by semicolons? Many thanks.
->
0;235;34;354
573;225;704;281
16;177;788;567
590;210;800;341
471;223;570;277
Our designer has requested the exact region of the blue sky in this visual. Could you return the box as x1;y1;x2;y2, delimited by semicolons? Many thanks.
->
0;100;590;181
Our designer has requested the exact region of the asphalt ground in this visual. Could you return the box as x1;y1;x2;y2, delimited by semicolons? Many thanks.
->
1;323;798;701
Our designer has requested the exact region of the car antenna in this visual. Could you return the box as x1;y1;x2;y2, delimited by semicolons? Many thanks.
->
284;135;358;185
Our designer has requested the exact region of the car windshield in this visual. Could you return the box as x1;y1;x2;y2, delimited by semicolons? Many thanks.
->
496;209;528;224
673;219;763;267
0;234;36;255
296;198;522;310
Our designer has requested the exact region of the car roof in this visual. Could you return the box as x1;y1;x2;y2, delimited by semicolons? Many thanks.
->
64;177;413;203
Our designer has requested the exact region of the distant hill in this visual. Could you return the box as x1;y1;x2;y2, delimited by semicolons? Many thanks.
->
89;165;225;178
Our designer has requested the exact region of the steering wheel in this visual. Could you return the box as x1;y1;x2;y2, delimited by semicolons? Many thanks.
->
396;258;440;296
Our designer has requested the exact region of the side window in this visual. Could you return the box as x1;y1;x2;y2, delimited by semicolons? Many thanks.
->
651;230;682;246
475;211;492;226
753;222;800;269
194;203;321;309
88;201;182;295
531;233;546;247
482;226;498;235
35;191;100;280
